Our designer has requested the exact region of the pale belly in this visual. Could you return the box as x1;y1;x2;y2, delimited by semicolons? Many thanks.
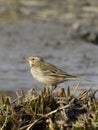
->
30;68;65;85
31;69;47;84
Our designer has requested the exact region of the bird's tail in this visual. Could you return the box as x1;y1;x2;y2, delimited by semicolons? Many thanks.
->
64;74;93;82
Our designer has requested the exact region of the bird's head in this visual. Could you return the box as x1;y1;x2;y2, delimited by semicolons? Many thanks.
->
26;56;44;66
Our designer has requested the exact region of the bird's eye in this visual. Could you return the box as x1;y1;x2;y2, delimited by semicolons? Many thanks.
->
32;58;35;60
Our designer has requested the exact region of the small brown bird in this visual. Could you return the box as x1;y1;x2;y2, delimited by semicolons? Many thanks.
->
26;56;90;90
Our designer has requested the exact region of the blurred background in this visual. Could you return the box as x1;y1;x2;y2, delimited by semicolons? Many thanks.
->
0;0;98;95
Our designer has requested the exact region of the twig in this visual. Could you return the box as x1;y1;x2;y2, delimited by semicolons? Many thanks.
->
0;106;8;130
19;104;70;130
26;104;70;130
11;95;23;104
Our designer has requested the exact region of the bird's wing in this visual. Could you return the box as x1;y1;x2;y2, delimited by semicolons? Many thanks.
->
40;62;78;78
39;62;93;82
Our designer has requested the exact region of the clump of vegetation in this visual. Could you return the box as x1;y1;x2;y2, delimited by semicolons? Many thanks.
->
0;83;98;130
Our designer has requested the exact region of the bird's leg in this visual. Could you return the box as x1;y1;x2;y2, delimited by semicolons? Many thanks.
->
44;84;57;94
48;84;57;93
44;84;49;94
44;84;53;94
53;85;57;90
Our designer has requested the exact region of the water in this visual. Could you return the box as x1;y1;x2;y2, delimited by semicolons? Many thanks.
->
0;19;98;93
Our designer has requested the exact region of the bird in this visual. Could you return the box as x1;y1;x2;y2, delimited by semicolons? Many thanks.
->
26;56;91;91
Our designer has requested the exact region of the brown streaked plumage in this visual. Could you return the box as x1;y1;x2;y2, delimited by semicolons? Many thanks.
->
26;56;90;90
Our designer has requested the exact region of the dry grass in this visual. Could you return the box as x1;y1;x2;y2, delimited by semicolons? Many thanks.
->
0;83;98;130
